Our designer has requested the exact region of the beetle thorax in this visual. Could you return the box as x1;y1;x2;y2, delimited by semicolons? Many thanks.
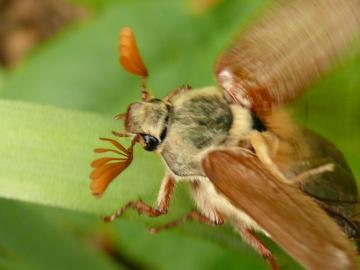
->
159;87;253;177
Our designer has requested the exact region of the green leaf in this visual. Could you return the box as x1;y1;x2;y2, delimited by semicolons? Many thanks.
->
0;99;160;215
28;203;280;270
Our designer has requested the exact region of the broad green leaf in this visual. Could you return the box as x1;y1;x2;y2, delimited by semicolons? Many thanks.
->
0;99;162;215
41;205;278;270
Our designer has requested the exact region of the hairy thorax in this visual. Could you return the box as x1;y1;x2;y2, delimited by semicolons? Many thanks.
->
158;87;252;177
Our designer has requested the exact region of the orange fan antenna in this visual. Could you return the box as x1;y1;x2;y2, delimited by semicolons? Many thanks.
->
90;135;139;197
119;27;148;78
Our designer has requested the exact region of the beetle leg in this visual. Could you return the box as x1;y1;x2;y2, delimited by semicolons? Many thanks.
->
104;175;176;222
249;131;290;184
235;223;279;270
156;175;176;214
292;163;335;185
148;210;224;234
250;131;335;187
165;85;192;101
104;200;161;222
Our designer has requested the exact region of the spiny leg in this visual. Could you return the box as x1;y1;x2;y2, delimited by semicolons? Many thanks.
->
292;163;335;185
148;210;224;234
156;175;176;214
104;175;176;223
236;223;279;270
249;131;289;184
104;200;163;222
250;131;335;187
165;84;192;101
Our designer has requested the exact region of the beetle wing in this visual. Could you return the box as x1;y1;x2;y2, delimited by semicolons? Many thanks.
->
215;0;360;115
202;148;357;270
295;130;360;238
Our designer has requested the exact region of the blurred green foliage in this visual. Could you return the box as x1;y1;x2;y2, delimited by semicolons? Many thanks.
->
0;0;359;269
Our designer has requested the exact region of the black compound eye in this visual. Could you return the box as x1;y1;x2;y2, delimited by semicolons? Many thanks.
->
141;134;159;151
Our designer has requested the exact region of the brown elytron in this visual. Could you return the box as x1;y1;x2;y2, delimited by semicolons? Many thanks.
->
203;149;357;270
91;1;360;269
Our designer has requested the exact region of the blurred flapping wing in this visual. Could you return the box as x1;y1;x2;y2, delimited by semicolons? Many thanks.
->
202;148;357;270
215;0;360;115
